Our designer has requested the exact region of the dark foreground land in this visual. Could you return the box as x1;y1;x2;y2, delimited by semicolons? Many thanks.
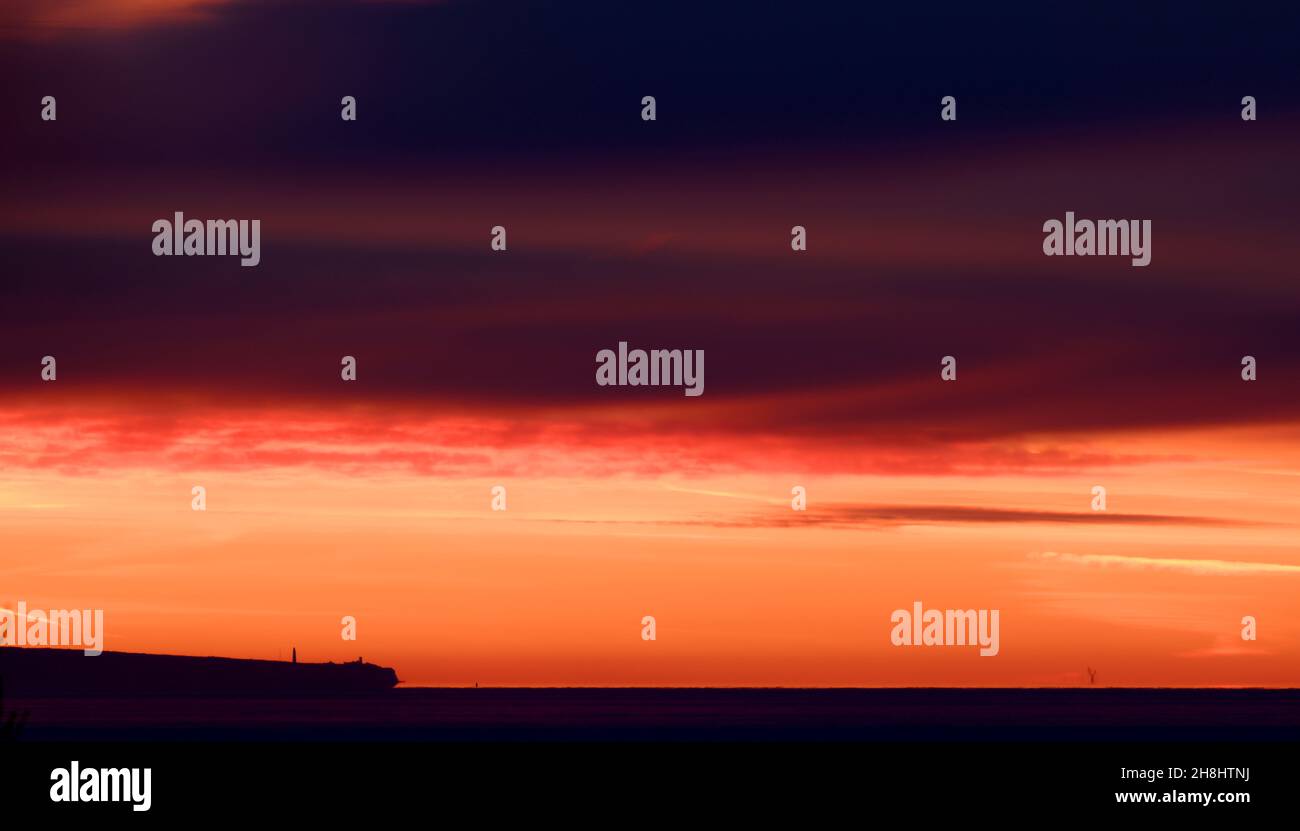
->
9;687;1300;741
6;685;1294;817
0;645;398;697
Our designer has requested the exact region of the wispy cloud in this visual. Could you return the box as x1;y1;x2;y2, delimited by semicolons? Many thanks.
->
0;403;1193;479
1032;550;1300;577
547;504;1255;530
0;0;443;36
727;504;1252;529
0;0;227;34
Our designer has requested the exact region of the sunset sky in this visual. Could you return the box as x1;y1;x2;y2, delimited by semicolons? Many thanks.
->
2;1;1299;687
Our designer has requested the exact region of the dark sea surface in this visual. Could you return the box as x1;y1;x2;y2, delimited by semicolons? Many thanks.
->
10;688;1300;742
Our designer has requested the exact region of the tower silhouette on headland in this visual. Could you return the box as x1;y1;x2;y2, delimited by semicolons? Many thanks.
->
1;646;398;695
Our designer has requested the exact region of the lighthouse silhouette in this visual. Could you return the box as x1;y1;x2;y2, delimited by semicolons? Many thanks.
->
292;647;297;665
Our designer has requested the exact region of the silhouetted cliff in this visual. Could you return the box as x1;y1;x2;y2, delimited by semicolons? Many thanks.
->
0;647;398;696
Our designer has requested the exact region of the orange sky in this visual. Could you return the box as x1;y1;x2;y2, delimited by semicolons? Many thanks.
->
2;1;1297;688
3;400;1298;687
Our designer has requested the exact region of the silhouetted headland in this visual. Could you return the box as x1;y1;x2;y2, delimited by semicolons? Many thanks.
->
0;646;398;697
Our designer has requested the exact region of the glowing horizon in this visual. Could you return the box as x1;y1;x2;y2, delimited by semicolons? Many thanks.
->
2;0;1298;690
